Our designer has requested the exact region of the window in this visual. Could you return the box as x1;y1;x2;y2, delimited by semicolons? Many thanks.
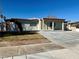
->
30;22;36;26
54;22;62;30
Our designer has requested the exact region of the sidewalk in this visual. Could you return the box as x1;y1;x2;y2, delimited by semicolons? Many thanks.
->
3;48;79;59
27;49;79;59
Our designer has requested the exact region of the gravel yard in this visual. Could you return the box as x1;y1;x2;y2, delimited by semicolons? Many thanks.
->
0;33;51;47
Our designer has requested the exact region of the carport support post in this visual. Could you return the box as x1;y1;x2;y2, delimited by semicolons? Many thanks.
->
52;22;54;30
42;19;45;30
38;19;41;30
62;22;64;31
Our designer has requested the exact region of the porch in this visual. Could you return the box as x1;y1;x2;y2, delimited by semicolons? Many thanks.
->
41;18;65;31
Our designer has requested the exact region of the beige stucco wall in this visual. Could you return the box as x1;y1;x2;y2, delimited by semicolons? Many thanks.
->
71;27;76;31
67;25;71;30
67;25;77;31
76;29;79;32
67;24;78;31
37;19;41;30
22;21;38;30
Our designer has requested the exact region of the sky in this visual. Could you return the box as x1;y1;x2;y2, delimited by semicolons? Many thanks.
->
1;0;79;21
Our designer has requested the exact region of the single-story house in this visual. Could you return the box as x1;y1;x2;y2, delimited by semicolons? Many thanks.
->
5;18;41;32
2;17;65;32
41;17;65;30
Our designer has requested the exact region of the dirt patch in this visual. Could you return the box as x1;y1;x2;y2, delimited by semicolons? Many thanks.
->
0;43;65;57
0;33;51;47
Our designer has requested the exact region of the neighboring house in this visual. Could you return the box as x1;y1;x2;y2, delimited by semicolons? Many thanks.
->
67;21;79;31
3;17;65;32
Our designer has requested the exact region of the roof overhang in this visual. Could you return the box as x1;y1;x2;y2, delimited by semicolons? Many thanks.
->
5;18;39;22
43;18;65;22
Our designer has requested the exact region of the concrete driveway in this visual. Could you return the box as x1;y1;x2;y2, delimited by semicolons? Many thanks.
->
39;31;79;47
14;31;79;59
1;31;79;59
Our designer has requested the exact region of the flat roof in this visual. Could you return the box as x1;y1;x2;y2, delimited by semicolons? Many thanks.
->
5;17;65;22
5;18;39;22
43;18;65;22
